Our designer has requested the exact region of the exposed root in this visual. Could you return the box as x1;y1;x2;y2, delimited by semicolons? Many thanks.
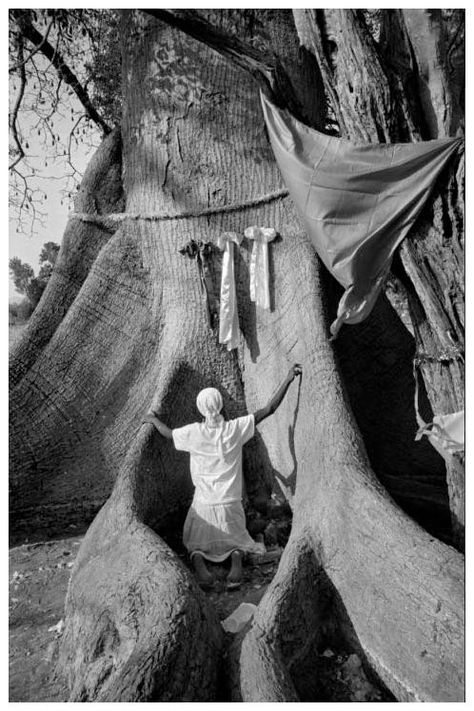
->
236;534;318;700
59;498;222;701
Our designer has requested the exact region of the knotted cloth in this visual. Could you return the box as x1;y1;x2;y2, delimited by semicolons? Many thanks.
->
261;93;462;338
217;231;243;351
196;387;224;429
244;225;277;311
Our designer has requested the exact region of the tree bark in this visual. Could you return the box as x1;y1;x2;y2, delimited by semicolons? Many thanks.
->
294;8;464;549
57;491;223;701
393;9;465;549
58;9;319;698
9;9;464;701
236;234;463;702
9;128;124;542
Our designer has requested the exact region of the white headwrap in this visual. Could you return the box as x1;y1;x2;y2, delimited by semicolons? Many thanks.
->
196;388;224;429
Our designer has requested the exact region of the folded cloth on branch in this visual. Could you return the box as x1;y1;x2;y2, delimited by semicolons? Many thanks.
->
244;225;277;311
217;231;243;350
261;93;463;338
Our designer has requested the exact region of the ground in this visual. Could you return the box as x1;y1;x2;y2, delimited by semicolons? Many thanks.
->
8;534;282;702
9;507;389;702
9;537;78;702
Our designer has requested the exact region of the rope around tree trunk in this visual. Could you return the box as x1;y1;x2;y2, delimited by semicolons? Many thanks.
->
69;188;290;231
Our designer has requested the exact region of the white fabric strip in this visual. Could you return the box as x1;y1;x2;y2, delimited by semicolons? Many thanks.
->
244;226;277;310
413;364;464;461
217;231;243;351
415;412;464;460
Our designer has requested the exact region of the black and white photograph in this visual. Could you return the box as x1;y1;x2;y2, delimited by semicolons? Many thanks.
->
8;5;465;703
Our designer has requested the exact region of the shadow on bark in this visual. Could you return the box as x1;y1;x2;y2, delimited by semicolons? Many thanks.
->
327;274;453;544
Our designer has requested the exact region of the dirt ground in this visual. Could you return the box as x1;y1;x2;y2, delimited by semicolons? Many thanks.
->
9;537;388;703
9;537;80;702
8;534;283;702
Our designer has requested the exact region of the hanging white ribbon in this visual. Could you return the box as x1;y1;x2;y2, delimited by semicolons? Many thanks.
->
244;226;277;310
217;231;243;351
413;364;464;462
415;412;464;461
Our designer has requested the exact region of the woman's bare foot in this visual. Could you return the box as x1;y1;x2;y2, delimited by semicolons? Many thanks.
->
192;553;214;588
226;550;243;589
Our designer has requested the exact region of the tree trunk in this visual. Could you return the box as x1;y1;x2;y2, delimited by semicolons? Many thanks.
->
293;8;464;548
9;128;125;542
381;8;465;549
9;9;464;701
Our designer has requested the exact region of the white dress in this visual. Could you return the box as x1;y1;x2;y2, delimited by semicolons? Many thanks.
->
172;414;263;562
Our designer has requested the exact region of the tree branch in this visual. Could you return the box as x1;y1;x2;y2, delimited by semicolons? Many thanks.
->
293;10;349;136
9;35;27;171
12;11;111;136
142;9;304;120
9;18;54;73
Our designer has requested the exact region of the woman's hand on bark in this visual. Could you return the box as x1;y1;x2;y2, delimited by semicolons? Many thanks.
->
288;363;302;381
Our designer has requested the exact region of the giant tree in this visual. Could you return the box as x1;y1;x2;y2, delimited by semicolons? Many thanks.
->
9;9;464;702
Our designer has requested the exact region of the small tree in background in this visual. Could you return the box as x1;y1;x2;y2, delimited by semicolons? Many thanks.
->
8;257;33;295
9;299;34;325
9;241;60;309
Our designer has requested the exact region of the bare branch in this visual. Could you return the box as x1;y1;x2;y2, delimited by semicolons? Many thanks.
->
43;18;61;74
9;18;54;73
12;11;111;135
66;113;88;182
9;35;27;171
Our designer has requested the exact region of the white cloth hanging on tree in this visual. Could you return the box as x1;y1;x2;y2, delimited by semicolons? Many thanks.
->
244;225;277;311
217;231;243;351
415;411;464;461
413;365;464;461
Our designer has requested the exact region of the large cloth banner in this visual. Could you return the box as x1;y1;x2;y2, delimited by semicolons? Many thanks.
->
261;93;462;337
